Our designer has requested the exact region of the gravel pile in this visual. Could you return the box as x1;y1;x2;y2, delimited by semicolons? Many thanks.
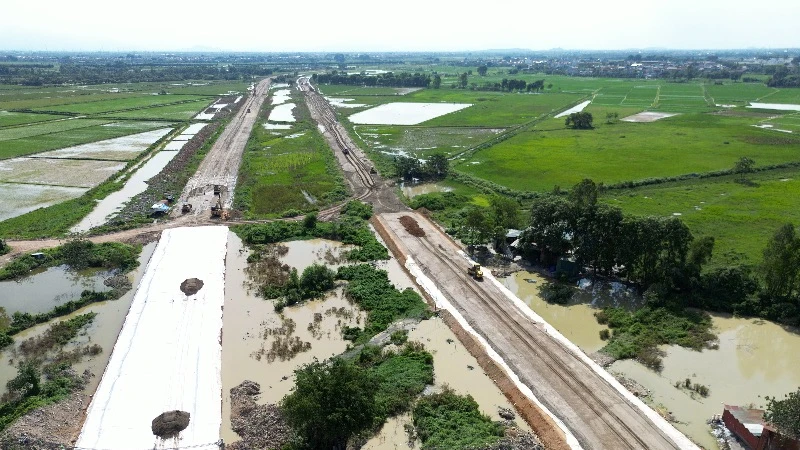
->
228;380;293;450
0;390;89;449
478;427;544;450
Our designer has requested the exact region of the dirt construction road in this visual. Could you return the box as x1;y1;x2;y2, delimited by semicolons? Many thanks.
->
177;77;272;216
376;211;692;450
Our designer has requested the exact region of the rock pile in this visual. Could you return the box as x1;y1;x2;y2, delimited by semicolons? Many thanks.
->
228;380;293;450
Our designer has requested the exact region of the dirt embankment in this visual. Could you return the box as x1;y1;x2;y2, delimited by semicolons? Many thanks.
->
1;389;89;449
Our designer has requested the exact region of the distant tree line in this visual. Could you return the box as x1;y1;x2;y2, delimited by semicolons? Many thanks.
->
311;71;431;88
0;63;273;85
465;78;545;92
517;179;800;326
767;66;800;88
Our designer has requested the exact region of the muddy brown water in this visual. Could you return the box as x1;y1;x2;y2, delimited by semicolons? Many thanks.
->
503;270;800;450
0;242;157;396
222;232;529;447
400;182;453;199
0;265;113;315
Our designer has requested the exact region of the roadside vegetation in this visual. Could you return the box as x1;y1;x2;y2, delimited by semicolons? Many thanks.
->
413;388;504;449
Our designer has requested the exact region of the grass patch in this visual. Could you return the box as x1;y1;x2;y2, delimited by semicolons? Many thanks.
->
603;167;800;265
458;112;800;192
0;239;140;281
235;90;347;218
412;387;504;450
595;306;714;370
336;264;430;344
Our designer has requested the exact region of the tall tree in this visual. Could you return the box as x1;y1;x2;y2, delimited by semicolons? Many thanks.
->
761;223;800;299
734;156;756;182
764;388;800;440
459;72;468;89
477;65;488;76
432;74;441;89
565;112;593;129
281;358;378;450
424;154;449;179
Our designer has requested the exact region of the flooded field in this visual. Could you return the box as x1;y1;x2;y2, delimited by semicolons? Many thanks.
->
0;182;87;221
221;234;361;443
271;89;291;105
401;182;453;198
0;242;157;397
28;128;171;161
0;266;112;315
268;103;296;122
349;103;472;125
748;102;800;111
326;97;367;108
71;150;180;232
554;100;591;118
503;269;800;449
0;157;125;188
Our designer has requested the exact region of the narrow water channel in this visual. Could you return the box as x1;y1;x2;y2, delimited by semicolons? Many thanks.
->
71;150;180;232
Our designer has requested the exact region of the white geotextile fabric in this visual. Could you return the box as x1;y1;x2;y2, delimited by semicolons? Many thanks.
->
77;226;228;450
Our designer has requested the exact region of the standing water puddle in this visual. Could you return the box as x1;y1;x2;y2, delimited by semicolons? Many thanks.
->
401;182;453;199
71;150;179;232
0;266;113;315
0;242;157;396
0;183;87;222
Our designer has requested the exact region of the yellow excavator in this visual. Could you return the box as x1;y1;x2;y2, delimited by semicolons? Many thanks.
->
467;264;484;280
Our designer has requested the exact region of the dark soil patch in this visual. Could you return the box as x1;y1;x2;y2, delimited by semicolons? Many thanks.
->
151;410;190;439
740;135;799;145
180;278;204;296
399;215;425;237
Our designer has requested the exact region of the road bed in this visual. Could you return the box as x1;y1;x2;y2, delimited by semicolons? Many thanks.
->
76;226;228;449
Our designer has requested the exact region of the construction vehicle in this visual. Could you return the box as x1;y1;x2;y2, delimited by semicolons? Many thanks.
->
181;203;193;214
369;167;377;174
210;185;229;220
342;148;349;155
247;108;251;113
467;264;484;280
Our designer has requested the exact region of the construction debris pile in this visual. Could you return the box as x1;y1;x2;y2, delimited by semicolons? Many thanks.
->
399;215;426;237
228;381;292;450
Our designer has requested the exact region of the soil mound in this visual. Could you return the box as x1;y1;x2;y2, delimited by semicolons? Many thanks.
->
180;278;204;296
399;215;425;237
151;410;190;439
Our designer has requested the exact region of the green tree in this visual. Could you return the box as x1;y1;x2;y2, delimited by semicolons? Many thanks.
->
734;156;756;182
281;358;378;450
524;195;573;264
488;196;520;230
761;223;800;299
5;362;41;401
565;111;593;129
764;388;800;439
432;74;441;89
0;238;8;256
458;72;468;89
605;112;619;124
477;65;488;76
424;154;449;179
299;264;335;299
302;212;317;230
462;207;492;247
59;239;94;270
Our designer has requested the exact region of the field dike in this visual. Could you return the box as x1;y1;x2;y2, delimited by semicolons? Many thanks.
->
370;216;571;450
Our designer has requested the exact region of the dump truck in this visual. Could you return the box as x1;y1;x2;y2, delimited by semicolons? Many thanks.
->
467;264;483;280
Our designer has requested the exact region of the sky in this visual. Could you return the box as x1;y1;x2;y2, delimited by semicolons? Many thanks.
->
2;0;799;52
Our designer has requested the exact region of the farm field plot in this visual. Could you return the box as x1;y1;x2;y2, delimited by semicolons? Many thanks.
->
457;113;800;192
98;99;214;120
355;126;504;158
0;91;143;111
29;128;172;161
604;168;800;265
33;94;212;115
0;118;110;142
758;89;800;104
0;111;64;127
317;85;421;96
0;157;125;188
706;83;776;106
0;120;168;159
761;113;800;132
164;81;250;96
0;182;87;222
349;102;471;125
